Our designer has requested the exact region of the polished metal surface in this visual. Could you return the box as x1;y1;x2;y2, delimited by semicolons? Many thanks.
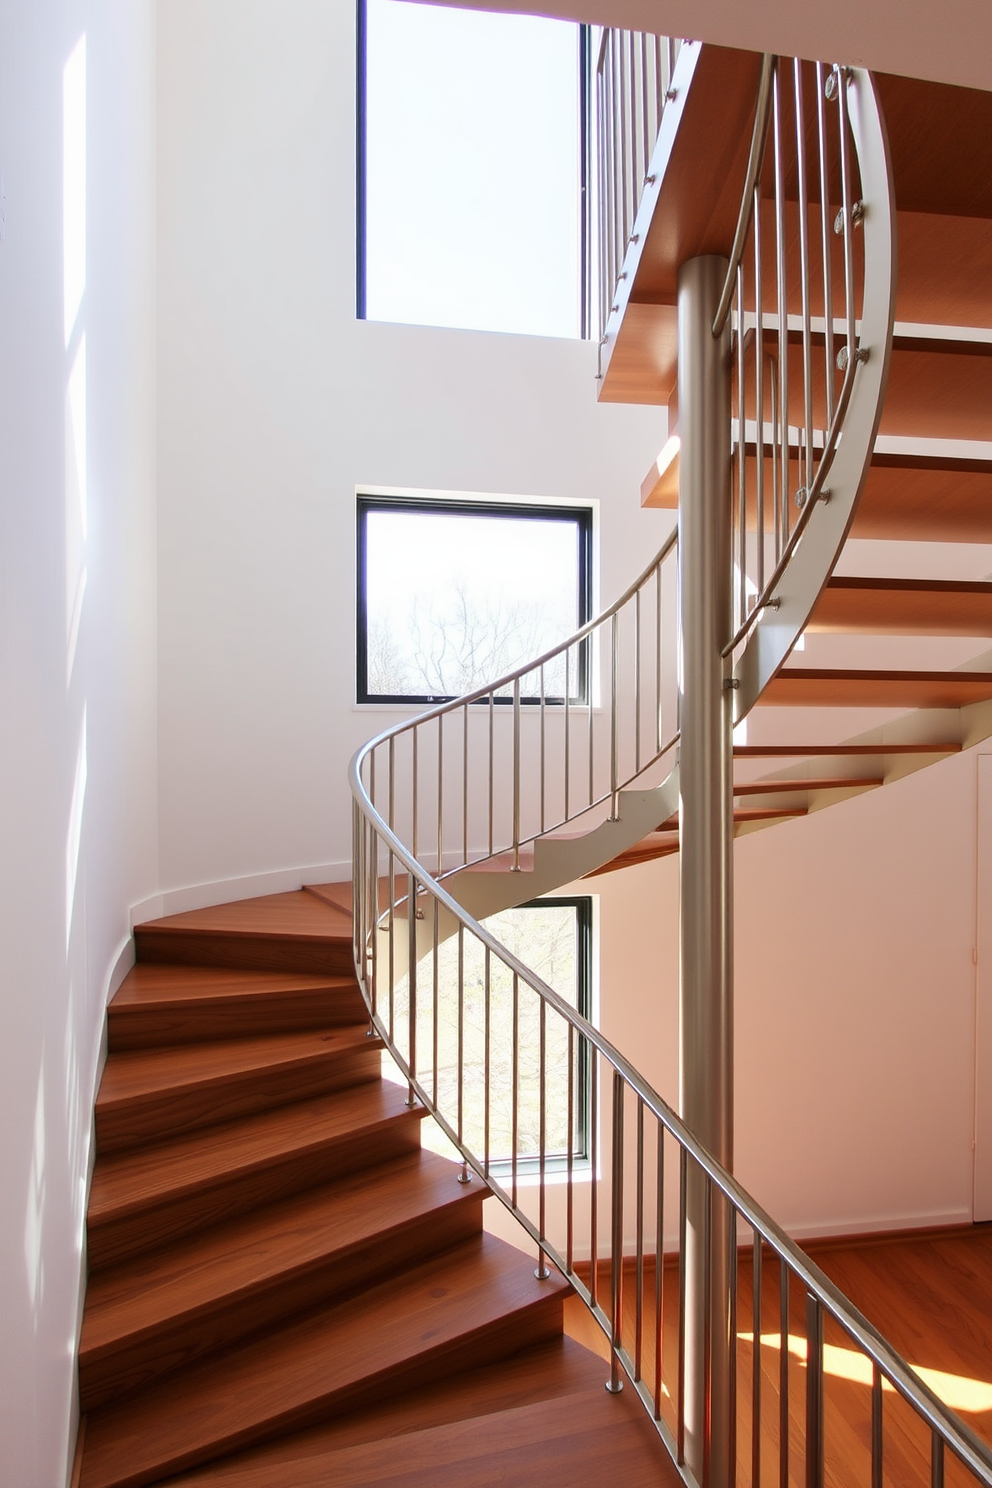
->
346;42;988;1488
677;252;734;1487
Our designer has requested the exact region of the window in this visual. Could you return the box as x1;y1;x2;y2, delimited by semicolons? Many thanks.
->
357;0;589;339
418;897;594;1171
356;495;593;705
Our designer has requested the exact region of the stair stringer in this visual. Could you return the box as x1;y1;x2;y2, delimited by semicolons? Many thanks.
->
446;765;680;921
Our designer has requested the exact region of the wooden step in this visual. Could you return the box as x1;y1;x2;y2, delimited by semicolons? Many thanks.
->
658;805;807;831
761;668;992;709
156;1336;613;1479
809;577;992;637
643;441;992;546
79;1149;484;1412
108;966;366;1051
135;892;353;975
79;1234;570;1488
95;1028;382;1153
87;1083;425;1270
156;1386;679;1487
852;452;992;544
732;776;882;795
733;742;962;757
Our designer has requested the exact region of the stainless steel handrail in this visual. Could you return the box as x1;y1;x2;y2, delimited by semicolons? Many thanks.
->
351;752;992;1488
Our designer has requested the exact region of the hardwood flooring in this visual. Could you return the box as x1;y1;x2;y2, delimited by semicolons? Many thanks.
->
565;1227;992;1487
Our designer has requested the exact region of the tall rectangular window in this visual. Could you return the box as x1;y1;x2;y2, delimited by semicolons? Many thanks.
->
358;0;587;339
357;495;593;705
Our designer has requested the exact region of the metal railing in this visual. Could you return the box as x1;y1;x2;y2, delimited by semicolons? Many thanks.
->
351;769;992;1488
720;59;897;717
595;28;681;343
346;42;961;1488
352;530;679;901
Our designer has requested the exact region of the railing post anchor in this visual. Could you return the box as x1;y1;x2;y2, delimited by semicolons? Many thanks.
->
457;1163;472;1185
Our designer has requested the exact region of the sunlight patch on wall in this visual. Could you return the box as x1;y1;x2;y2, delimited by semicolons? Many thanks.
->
63;36;86;348
23;1069;47;1319
66;708;88;952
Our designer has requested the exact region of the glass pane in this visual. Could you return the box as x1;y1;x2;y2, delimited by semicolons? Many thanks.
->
364;506;583;699
364;1;580;338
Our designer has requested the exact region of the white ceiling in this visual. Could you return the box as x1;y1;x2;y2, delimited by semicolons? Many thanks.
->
421;0;992;93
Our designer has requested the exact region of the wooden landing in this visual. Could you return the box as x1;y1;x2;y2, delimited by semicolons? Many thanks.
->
565;1224;992;1487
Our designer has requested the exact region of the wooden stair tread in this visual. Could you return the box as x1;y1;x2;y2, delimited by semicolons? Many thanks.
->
156;1386;678;1487
80;1234;569;1488
87;1084;425;1268
852;456;992;544
94;1028;382;1152
732;775;882;795
733;742;962;757
97;1028;376;1108
108;965;364;1049
79;1150;484;1410
762;668;992;709
135;892;352;974
158;1337;611;1479
139;891;351;941
811;577;992;637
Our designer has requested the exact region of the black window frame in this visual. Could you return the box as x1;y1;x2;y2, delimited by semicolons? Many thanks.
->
356;493;594;707
486;895;594;1174
355;0;592;336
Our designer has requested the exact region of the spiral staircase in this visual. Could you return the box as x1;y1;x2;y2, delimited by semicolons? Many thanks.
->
74;37;992;1488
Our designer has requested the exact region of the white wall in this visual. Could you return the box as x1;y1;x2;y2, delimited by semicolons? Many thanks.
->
154;0;669;899
0;2;158;1482
584;746;982;1242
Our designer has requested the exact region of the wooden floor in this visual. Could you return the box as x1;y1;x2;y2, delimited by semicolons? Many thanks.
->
564;1227;992;1487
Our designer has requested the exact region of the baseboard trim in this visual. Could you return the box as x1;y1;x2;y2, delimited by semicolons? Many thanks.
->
129;860;351;926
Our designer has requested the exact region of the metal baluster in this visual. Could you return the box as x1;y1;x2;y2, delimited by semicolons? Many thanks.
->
702;1174;713;1488
780;1256;790;1488
729;1202;738;1488
564;647;571;823
536;997;550;1277
609;612;620;817
567;1022;575;1274
512;677;521;870
590;1046;599;1311
752;1234;763;1488
805;1294;824;1488
436;713;444;878
640;33;650;187
431;897;439;1109
588;641;595;808
794;59;814;508
411;727;420;863
772;60;789;557
483;944;491;1179
754;183;765;597
737;264;747;629
634;588;642;774
388;849;396;1044
838;69;857;366
539;665;547;835
511;970;519;1211
462;702;469;865
871;1362;883;1488
655;562;663;755
406;870;417;1106
610;33;622;286
655;1121;665;1421
635;1098;645;1382
607;1070;625;1393
487;692;494;857
456;924;470;1184
769;359;780;570
931;1432;945;1488
816;62;835;429
618;33;629;250
678;1145;687;1466
627;32;637;237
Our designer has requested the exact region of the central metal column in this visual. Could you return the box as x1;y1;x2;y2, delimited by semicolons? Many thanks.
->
677;254;734;1488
